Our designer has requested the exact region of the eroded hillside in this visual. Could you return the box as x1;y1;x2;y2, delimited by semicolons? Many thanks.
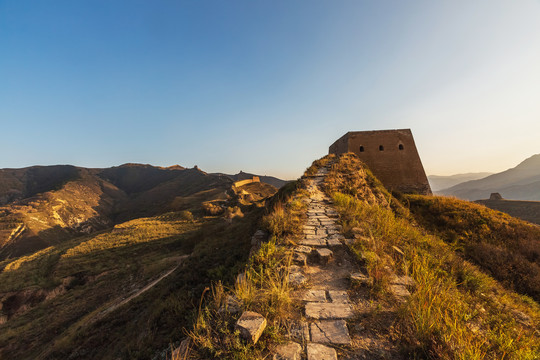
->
0;165;277;359
0;164;280;261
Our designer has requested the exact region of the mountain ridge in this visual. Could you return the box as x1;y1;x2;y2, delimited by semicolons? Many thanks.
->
437;154;540;200
0;163;285;261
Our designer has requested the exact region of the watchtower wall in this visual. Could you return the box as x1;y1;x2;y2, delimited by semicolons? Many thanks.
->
329;129;431;195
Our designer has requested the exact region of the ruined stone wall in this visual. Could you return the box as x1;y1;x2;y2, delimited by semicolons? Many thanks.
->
329;129;431;194
233;176;260;188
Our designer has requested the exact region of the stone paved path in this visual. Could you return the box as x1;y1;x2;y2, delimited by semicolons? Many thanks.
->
282;164;407;360
283;165;355;359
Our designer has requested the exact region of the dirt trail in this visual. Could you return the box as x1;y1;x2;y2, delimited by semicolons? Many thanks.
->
98;255;189;318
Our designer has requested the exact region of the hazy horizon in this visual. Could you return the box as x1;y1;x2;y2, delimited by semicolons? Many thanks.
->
2;1;539;179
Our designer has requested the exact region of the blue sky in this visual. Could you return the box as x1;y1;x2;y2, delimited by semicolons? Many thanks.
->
1;1;539;178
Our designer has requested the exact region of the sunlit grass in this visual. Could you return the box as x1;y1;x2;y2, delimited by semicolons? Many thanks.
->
332;186;540;359
4;246;55;272
63;218;197;258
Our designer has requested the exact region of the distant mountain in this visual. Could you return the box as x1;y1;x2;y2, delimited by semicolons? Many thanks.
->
211;171;289;189
438;154;540;200
428;172;493;192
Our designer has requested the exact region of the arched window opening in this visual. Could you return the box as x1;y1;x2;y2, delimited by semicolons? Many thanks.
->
379;145;384;151
399;144;404;150
359;146;364;152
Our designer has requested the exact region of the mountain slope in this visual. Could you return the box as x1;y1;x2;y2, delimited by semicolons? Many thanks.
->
0;165;81;205
0;164;261;261
438;154;540;200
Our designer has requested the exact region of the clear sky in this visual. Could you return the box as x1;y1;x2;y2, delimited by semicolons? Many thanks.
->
1;1;539;178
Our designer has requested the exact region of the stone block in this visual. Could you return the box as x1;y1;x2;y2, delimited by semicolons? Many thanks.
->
295;245;312;254
302;289;327;302
313;248;333;265
299;238;326;247
305;303;354;319
236;311;267;344
273;342;302;360
307;343;337;360
326;238;342;247
328;290;349;303
310;320;351;345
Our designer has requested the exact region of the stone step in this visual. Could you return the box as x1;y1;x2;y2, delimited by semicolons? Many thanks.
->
328;290;350;303
302;289;327;302
307;343;337;360
310;320;351;345
299;239;326;247
273;342;302;360
311;248;333;265
305;303;354;319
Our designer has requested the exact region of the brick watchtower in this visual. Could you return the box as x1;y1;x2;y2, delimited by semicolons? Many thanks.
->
329;129;431;195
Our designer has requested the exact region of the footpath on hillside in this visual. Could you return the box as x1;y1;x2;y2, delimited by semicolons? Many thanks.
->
275;164;409;360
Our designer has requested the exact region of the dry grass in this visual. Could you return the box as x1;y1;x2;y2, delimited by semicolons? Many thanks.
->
323;153;540;359
405;194;540;302
187;178;309;359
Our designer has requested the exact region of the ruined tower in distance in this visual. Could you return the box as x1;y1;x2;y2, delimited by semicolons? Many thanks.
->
329;129;432;195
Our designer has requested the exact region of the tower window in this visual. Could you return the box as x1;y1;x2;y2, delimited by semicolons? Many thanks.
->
379;145;384;151
399;144;404;150
359;146;364;152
